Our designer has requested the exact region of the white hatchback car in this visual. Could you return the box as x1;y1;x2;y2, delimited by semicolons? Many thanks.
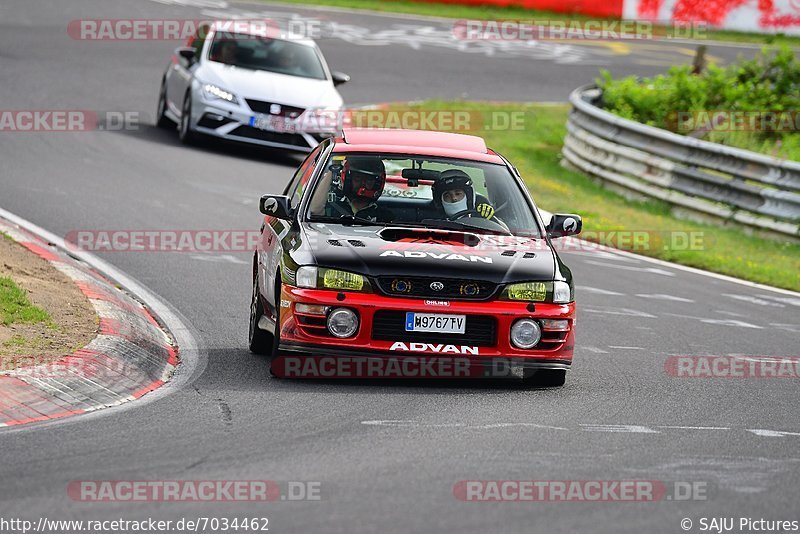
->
157;23;349;152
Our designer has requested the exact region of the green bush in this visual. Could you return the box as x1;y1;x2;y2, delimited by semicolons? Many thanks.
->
598;46;800;161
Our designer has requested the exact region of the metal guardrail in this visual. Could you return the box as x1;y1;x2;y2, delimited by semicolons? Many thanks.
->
561;84;800;240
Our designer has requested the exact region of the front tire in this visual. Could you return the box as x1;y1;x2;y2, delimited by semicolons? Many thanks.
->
522;369;567;388
249;273;274;354
268;276;284;378
156;79;175;129
178;92;198;145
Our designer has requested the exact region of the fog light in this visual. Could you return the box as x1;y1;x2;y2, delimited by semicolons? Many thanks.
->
510;319;542;349
327;307;359;338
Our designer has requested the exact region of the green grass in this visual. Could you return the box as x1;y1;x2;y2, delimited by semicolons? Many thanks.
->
2;335;30;348
2;334;59;351
384;101;800;291
266;0;800;46
0;277;53;327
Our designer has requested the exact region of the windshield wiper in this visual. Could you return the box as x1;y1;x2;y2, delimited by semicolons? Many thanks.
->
419;218;512;236
309;215;379;226
336;215;381;226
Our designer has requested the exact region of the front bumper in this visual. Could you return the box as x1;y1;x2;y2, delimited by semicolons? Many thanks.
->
276;285;576;365
190;95;330;152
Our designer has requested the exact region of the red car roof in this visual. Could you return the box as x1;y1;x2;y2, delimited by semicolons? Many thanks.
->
335;128;505;164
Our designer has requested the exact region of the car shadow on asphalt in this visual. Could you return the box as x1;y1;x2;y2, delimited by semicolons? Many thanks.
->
107;123;304;168
203;349;568;394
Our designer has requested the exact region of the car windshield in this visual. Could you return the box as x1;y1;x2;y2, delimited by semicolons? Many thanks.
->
208;32;327;80
306;153;543;237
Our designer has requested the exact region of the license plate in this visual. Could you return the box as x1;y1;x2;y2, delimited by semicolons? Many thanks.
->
405;312;466;334
250;114;294;133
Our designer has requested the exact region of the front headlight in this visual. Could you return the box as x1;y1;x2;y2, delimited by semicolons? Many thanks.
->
501;281;573;303
552;281;572;304
296;266;318;288
294;266;371;292
203;84;238;104
323;269;365;291
504;282;547;302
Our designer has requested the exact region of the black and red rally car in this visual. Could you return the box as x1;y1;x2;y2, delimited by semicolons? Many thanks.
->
249;128;582;386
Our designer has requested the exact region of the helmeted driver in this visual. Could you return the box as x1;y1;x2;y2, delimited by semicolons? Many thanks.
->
433;169;503;224
310;155;392;222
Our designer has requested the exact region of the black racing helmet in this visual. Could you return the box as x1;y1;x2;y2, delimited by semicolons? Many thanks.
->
341;156;386;201
432;169;475;209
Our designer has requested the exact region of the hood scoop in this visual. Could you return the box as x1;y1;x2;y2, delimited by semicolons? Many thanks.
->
378;227;481;247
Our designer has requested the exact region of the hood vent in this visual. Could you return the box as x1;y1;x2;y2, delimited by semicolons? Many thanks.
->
500;250;536;258
328;239;365;248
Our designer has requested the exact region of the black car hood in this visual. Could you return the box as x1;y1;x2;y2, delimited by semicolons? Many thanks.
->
296;223;556;284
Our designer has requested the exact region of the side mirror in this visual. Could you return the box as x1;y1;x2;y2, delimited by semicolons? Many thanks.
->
546;213;582;238
260;195;294;220
175;47;196;66
331;71;350;86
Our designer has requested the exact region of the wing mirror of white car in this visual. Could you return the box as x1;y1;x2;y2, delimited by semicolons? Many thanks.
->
260;195;294;220
546;213;583;239
331;71;350;86
175;47;196;66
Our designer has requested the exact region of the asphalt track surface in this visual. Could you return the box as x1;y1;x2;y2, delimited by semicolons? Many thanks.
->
0;1;798;532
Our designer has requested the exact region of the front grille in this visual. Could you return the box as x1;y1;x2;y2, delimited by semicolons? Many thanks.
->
229;126;309;147
372;311;496;346
245;99;305;118
376;276;497;300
